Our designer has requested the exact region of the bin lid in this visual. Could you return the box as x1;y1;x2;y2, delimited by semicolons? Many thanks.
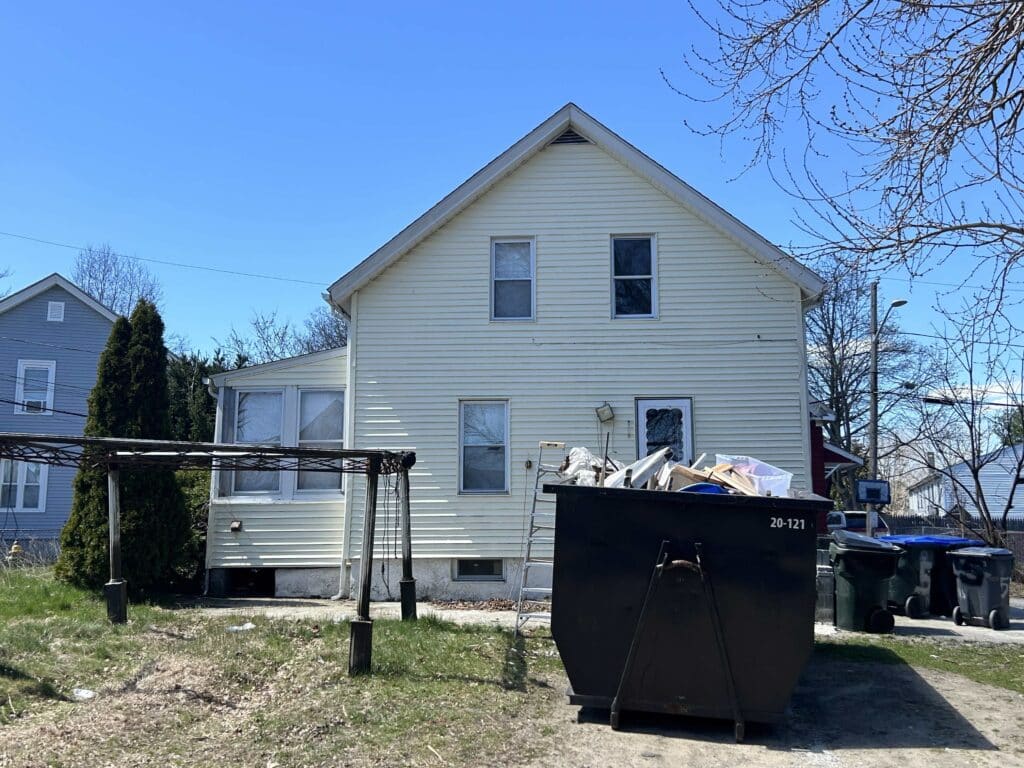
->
948;546;1014;560
831;529;903;553
879;534;984;549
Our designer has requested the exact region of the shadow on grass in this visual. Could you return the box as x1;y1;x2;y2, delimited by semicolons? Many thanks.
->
572;646;995;752
0;664;69;702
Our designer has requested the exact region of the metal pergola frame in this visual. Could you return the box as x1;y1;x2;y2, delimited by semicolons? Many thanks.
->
0;432;417;675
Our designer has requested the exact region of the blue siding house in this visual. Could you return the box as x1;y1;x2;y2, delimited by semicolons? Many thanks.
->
0;274;117;541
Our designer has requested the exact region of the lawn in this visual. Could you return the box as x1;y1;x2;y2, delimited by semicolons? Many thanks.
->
2;566;1022;767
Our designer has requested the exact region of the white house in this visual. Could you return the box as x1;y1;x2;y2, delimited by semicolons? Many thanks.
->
205;104;825;599
907;443;1024;524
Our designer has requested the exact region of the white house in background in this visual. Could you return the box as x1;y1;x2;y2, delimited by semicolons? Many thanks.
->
205;348;347;597
204;104;825;599
0;274;117;543
907;443;1024;523
323;102;823;600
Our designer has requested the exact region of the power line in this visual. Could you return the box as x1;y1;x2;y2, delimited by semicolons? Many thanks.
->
0;334;104;354
0;398;88;418
0;230;329;287
878;276;1024;294
0;372;95;395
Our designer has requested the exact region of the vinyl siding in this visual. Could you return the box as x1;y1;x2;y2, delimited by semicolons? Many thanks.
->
206;350;348;568
0;285;113;537
942;445;1024;521
345;141;811;560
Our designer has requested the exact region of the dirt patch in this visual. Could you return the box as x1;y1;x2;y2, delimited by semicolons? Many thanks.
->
531;657;1024;767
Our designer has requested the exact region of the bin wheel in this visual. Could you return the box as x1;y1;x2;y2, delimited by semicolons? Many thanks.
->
904;595;925;619
734;722;745;742
989;609;1008;630
867;608;895;634
952;606;965;626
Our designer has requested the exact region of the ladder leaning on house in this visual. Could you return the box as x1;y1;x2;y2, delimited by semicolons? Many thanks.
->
514;440;565;637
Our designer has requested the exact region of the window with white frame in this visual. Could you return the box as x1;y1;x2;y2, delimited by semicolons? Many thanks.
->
0;459;46;511
612;236;656;318
233;390;283;492
297;390;345;491
47;301;65;322
635;397;693;465
491;239;535;320
460;400;509;493
14;360;56;414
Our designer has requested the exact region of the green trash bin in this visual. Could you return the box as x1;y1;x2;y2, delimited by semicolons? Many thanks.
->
949;547;1015;630
830;530;903;633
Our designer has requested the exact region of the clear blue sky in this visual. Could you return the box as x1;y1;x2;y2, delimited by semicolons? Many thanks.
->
0;2;975;351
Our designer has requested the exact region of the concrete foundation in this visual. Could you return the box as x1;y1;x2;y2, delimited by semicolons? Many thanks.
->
275;567;341;598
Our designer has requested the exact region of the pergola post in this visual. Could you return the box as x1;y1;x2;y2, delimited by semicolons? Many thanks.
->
104;466;127;624
349;459;381;675
398;468;417;621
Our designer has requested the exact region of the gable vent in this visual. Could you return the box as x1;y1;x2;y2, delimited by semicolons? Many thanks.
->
549;128;590;145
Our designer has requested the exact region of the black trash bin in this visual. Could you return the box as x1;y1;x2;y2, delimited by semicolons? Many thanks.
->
878;534;979;618
948;547;1015;630
924;536;984;617
829;530;902;633
544;483;831;741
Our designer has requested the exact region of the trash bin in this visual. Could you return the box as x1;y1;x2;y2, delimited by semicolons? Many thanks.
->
926;536;984;617
544;482;832;741
948;547;1015;630
829;530;903;633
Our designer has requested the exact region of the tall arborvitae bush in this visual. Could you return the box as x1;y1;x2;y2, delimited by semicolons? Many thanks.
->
56;317;133;587
57;300;189;594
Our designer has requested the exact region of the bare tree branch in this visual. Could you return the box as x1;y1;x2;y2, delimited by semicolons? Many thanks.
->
72;244;162;316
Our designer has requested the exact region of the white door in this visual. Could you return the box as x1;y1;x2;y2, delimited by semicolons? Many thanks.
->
635;398;693;464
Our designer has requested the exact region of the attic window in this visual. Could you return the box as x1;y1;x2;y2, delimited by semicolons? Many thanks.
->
47;302;65;322
549;128;589;145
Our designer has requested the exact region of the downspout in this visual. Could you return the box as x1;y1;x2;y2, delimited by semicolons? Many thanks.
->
201;376;222;596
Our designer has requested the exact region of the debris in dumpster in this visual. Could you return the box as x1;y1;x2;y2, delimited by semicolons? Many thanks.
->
555;445;798;497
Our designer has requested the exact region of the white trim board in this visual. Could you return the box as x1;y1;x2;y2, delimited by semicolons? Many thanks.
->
326;103;825;314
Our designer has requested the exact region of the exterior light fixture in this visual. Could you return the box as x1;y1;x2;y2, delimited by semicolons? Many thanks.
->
595;402;615;423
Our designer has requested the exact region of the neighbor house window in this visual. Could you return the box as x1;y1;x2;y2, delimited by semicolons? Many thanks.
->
14;360;56;414
612;236;656;318
47;302;65;322
459;400;509;493
635;398;693;465
491;239;535;320
297;390;345;491
233;390;283;492
455;559;504;581
0;460;46;511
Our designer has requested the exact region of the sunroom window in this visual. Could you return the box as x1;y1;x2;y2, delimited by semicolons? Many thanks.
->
297;390;345;491
233;391;283;492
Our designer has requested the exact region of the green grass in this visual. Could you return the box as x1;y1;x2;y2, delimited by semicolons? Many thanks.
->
816;635;1024;695
0;567;562;767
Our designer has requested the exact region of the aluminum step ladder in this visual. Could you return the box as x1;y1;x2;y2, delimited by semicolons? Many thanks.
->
514;440;565;636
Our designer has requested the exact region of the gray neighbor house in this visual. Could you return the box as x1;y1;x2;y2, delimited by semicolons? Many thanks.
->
0;273;117;542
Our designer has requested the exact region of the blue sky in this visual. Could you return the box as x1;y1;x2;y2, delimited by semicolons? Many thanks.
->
0;2;982;352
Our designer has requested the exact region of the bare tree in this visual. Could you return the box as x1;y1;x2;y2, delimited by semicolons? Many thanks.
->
677;2;1024;319
0;266;10;298
220;305;347;366
72;244;162;315
806;265;932;505
903;304;1024;544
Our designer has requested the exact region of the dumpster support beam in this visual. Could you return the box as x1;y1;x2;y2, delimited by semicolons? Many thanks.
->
349;460;381;675
398;468;417;621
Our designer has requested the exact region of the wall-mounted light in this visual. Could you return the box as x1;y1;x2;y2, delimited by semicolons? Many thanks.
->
230;520;243;532
595;402;615;423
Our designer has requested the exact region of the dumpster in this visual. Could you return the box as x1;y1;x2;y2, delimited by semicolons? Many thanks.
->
829;530;902;633
949;547;1015;629
544;483;832;741
879;534;982;617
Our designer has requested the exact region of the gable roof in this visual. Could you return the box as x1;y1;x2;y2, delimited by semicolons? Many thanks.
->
0;273;118;323
207;346;347;387
327;102;825;313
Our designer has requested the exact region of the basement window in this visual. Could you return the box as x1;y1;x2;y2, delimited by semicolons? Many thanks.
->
455;559;504;581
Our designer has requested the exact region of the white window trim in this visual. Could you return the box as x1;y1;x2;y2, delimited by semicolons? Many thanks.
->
611;234;658;319
0;459;48;512
490;237;536;321
635;397;694;464
295;388;346;496
231;388;285;495
47;301;65;322
458;399;511;495
14;360;56;415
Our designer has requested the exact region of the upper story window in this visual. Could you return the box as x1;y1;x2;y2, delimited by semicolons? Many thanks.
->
14;360;56;415
47;302;65;322
612;236;656;318
233;390;283;493
459;400;509;493
297;390;345;491
491;239;535;320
